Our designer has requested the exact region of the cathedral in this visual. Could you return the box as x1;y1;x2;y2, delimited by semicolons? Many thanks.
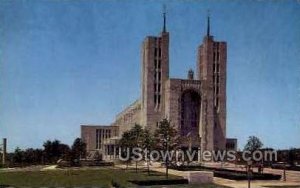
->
81;12;237;160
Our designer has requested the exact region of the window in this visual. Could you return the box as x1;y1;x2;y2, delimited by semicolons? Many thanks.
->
213;63;216;73
96;129;102;149
159;48;162;57
154;48;157;57
213;52;216;62
96;130;99;149
157;95;161;104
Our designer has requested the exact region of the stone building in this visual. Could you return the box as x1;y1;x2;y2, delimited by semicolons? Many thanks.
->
81;12;236;160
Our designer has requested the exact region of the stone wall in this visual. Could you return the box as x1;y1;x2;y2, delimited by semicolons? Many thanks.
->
81;125;118;152
111;99;142;136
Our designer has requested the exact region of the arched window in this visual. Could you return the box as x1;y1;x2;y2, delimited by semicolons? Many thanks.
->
180;90;200;137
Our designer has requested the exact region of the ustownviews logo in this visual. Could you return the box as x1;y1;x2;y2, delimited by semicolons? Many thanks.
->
117;148;277;163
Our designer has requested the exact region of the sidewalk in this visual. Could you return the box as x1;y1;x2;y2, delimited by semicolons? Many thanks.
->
214;178;300;188
116;163;300;188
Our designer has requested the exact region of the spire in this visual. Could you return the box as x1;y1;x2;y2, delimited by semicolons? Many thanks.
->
188;69;194;80
207;9;210;37
163;4;167;32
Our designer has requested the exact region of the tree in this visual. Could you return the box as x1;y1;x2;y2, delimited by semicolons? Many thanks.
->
43;140;53;163
119;131;132;168
119;124;145;172
244;136;263;152
23;148;43;164
154;118;179;178
43;140;70;163
129;124;144;173
287;148;297;166
59;144;71;161
70;138;86;165
13;147;24;165
142;129;155;175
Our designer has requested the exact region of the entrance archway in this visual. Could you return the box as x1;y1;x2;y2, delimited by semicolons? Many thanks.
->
180;90;200;138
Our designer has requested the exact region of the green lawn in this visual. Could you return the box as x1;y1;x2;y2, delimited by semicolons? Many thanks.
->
0;167;228;187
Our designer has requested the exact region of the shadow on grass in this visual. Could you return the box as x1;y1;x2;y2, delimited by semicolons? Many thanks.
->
125;169;168;177
147;172;168;177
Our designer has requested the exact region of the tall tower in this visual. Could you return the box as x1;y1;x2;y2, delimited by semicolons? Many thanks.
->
198;14;227;150
141;9;169;132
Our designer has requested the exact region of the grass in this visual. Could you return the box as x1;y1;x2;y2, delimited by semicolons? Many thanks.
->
0;167;228;187
0;168;167;187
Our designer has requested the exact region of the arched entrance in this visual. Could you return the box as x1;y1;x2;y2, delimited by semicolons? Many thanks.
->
180;90;200;138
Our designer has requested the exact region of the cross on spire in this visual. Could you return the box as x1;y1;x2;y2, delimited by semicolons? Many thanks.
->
163;4;167;32
207;9;210;37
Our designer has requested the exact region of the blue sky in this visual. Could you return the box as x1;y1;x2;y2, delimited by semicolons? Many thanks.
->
0;0;299;152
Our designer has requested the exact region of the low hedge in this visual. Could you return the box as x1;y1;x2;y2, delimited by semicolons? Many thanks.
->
272;165;300;171
170;165;281;180
129;179;188;186
171;165;215;171
214;171;281;180
81;160;114;167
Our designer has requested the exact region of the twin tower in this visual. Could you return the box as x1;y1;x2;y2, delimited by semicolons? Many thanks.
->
140;13;227;151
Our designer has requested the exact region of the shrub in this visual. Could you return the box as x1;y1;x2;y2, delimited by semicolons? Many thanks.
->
129;179;188;186
111;179;126;188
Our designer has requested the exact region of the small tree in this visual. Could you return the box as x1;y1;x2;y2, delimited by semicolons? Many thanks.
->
130;124;144;173
71;138;86;162
43;139;70;164
119;131;133;169
244;136;263;152
244;136;263;165
119;124;145;172
142;129;155;175
287;148;297;166
154;118;179;178
43;140;53;163
13;147;24;165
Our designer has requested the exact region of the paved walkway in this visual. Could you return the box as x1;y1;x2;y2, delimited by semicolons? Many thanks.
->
41;165;57;171
206;162;300;188
204;162;300;181
3;163;300;187
214;177;300;188
116;163;191;178
116;163;300;188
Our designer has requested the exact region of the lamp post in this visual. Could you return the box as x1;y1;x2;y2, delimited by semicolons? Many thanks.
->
283;163;286;181
247;160;252;188
1;138;7;166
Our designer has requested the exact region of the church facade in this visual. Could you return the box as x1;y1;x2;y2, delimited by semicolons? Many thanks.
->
81;13;236;160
